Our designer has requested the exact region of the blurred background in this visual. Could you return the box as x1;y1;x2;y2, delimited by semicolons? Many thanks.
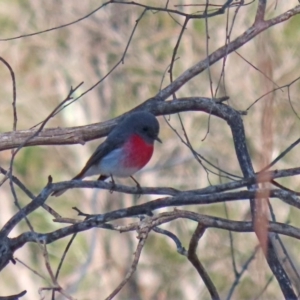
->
0;1;300;299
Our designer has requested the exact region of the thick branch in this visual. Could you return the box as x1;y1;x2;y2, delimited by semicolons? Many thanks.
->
38;166;300;198
0;117;117;151
255;0;266;23
1;4;300;151
0;97;224;150
10;210;300;257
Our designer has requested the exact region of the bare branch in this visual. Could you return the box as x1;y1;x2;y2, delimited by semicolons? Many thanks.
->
0;57;17;131
0;2;110;41
255;0;267;23
157;5;300;100
105;221;150;300
0;97;247;150
187;223;220;300
226;246;259;300
0;290;26;300
153;226;187;256
9;210;300;257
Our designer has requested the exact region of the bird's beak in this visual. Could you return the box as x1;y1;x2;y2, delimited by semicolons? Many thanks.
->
155;136;162;143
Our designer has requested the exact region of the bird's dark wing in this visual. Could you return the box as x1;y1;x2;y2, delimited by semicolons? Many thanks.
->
52;141;115;197
72;135;124;179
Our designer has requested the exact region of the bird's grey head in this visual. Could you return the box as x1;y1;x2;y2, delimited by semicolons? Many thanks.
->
122;111;161;144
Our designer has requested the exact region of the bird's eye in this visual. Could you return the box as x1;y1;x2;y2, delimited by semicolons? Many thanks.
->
143;126;149;132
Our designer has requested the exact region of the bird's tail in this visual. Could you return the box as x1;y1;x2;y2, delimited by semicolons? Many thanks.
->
51;173;82;197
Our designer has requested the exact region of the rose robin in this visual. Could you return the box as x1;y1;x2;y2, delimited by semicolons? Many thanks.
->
52;111;161;196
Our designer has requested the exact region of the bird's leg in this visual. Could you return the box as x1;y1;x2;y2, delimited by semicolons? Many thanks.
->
97;175;115;193
130;176;142;197
109;175;115;193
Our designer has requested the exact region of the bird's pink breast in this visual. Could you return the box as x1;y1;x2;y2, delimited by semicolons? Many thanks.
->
122;134;154;169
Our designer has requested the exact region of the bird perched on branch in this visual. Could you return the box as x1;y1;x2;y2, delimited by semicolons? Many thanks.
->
52;111;161;196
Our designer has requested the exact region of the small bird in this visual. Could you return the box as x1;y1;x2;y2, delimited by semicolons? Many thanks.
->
52;111;161;196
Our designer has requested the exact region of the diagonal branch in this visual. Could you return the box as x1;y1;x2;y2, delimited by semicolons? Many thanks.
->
156;5;300;100
0;290;27;300
255;0;267;23
187;223;220;300
104;222;150;300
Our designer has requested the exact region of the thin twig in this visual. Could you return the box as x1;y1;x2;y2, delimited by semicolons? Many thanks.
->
104;227;149;300
0;57;17;130
0;2;110;41
31;10;147;127
153;226;187;255
224;203;238;276
168;16;189;99
226;246;259;300
259;137;300;172
51;234;77;300
0;167;61;219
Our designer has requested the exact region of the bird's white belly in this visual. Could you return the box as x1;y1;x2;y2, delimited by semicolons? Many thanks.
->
84;148;140;178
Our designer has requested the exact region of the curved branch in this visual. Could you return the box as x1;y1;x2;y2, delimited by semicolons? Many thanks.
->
0;290;27;300
0;97;241;150
188;224;220;300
